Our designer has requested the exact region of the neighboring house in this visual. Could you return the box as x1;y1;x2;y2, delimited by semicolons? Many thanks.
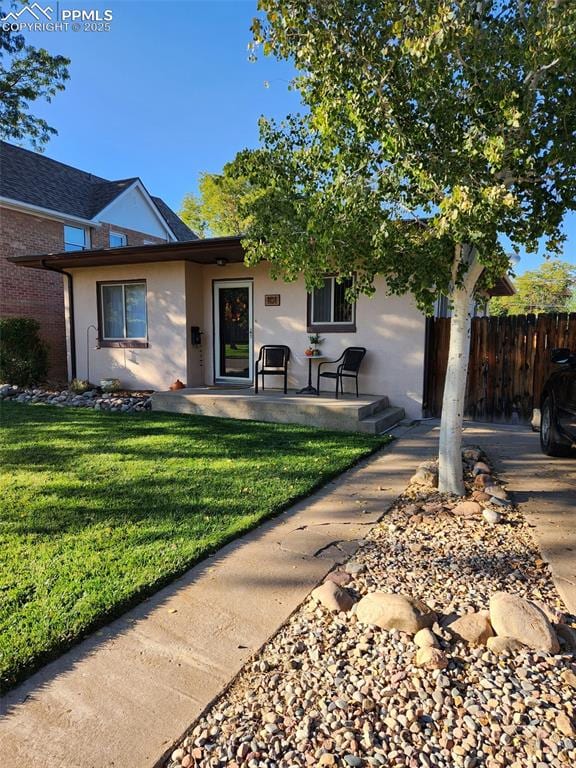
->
434;277;515;318
10;237;514;420
0;141;196;379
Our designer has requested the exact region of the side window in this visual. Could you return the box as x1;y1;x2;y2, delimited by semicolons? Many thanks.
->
64;225;89;252
109;232;127;248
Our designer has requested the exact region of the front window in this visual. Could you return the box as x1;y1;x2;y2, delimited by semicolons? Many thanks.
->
64;225;88;252
99;282;147;340
311;276;354;325
109;232;127;248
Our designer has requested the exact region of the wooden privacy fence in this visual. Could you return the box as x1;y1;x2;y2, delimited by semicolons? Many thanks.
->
423;313;576;422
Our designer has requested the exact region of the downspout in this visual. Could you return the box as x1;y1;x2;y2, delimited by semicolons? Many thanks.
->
41;261;76;381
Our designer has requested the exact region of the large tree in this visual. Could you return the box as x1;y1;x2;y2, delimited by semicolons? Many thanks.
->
180;172;251;238
0;1;69;147
490;260;576;315
232;0;576;494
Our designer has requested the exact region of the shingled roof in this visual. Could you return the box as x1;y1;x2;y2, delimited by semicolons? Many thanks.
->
0;141;197;242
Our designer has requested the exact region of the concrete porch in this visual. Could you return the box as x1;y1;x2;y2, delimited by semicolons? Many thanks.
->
151;387;405;434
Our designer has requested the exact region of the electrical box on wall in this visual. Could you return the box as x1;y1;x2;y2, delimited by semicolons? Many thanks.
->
190;326;202;346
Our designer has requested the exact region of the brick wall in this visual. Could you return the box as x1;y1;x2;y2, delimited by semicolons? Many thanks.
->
0;207;68;381
0;207;168;383
90;222;166;249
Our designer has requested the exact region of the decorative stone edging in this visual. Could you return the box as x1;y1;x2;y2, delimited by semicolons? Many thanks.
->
0;384;152;413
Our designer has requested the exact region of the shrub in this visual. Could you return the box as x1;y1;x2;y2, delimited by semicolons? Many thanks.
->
70;378;90;393
100;378;121;392
0;318;48;386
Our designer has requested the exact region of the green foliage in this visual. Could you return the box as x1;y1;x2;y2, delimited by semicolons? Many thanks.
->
0;403;388;689
231;1;576;310
489;260;576;315
0;1;70;147
0;317;48;385
69;378;90;393
180;172;252;238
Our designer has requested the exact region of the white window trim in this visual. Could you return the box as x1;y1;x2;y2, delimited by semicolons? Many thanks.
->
109;231;127;248
311;276;355;325
64;225;90;252
99;281;148;341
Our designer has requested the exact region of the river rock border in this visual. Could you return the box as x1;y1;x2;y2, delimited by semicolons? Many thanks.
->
0;383;152;413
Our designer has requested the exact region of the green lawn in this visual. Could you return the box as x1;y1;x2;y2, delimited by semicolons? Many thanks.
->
0;403;389;691
224;342;249;359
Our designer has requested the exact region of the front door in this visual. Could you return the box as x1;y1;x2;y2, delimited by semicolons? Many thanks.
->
213;280;253;383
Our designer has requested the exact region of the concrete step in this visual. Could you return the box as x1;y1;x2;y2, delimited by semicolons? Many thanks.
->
356;395;389;420
358;406;406;435
152;389;393;433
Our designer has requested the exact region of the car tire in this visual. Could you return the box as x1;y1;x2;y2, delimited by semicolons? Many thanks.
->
540;396;571;456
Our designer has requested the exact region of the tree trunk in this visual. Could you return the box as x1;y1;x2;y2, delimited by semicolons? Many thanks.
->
438;247;483;495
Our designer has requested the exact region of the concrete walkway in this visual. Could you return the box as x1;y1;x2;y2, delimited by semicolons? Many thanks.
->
0;423;437;768
460;422;576;614
1;421;574;768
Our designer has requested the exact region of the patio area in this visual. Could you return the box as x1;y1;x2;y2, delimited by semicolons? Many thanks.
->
151;387;405;434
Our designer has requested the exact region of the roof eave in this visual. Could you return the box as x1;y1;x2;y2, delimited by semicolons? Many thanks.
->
7;236;246;270
0;196;96;227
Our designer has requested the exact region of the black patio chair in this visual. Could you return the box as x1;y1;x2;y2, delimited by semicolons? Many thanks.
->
254;345;291;394
317;347;367;399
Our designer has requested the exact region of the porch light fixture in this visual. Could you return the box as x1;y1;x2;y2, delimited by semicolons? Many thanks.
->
215;257;228;267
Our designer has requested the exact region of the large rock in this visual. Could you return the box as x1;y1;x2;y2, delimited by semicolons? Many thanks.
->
463;447;482;463
482;508;503;525
532;600;566;625
486;636;526;654
413;628;439;648
474;473;495;489
410;468;438;488
311;581;355;613
415;647;448;669
489;496;511;507
324;570;352;587
356;592;436;634
555;623;576;652
453;500;483;517
422;501;445;515
472;461;491;476
447;611;494;646
489;592;560;653
488;485;508;501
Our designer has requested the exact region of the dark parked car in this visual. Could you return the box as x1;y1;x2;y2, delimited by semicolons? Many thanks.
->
540;348;576;456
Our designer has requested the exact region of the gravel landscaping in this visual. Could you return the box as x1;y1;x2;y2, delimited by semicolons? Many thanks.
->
166;449;576;768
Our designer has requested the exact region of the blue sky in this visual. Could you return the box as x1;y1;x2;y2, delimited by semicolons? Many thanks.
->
22;0;575;275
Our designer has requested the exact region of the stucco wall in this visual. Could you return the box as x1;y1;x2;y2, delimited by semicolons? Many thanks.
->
68;260;426;417
200;262;426;418
185;262;205;387
70;262;188;391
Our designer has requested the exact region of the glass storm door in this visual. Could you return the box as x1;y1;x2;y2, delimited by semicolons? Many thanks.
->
213;280;253;382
